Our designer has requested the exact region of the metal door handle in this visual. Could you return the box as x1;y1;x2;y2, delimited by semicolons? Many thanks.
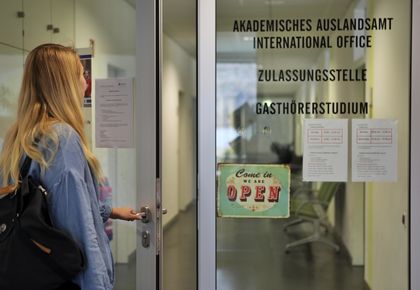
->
140;206;151;223
162;208;167;215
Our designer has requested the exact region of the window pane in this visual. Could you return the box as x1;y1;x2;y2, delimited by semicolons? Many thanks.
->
216;0;410;289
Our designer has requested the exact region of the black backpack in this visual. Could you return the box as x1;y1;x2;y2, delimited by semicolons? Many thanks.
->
0;157;85;290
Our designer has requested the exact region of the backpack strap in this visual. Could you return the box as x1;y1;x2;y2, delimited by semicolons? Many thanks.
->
20;156;32;179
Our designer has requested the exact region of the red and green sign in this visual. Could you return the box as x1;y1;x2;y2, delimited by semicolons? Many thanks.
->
217;164;290;218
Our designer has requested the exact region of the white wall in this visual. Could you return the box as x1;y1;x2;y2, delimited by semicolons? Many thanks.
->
162;34;196;227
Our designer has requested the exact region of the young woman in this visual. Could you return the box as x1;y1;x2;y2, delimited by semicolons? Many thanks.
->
0;44;140;290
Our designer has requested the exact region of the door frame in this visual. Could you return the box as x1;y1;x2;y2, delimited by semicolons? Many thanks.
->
136;0;162;289
197;0;216;289
410;0;420;289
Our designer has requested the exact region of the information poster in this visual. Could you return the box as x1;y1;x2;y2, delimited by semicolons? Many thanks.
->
303;119;348;181
95;79;133;148
78;47;93;108
217;164;290;218
352;119;398;182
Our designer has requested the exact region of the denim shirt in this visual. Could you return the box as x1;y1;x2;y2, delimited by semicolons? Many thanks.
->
25;124;115;290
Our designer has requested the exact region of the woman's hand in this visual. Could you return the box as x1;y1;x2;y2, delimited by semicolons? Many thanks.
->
110;207;142;221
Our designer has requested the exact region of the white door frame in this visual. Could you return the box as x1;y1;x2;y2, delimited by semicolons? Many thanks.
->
197;0;216;289
198;1;419;290
136;0;162;289
411;0;420;289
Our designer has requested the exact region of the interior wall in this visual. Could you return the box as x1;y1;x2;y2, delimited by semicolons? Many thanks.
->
162;34;196;227
178;91;197;211
364;0;410;289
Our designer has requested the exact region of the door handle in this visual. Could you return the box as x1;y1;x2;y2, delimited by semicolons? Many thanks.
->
162;208;167;215
140;206;151;223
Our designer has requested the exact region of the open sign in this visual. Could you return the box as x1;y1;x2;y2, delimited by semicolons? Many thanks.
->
226;185;281;202
217;164;290;218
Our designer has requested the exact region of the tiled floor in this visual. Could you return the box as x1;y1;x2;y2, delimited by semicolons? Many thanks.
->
114;205;369;290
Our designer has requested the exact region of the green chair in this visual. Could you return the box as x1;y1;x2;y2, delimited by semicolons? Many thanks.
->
284;182;343;253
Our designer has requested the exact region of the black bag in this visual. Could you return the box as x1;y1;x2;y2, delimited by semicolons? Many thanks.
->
0;157;85;290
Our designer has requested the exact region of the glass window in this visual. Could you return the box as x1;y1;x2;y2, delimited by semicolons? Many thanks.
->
216;0;410;289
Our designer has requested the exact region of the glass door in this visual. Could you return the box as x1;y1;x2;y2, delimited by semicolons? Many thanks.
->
199;0;412;290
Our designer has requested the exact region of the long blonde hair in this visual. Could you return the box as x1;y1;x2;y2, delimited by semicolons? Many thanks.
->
0;43;101;192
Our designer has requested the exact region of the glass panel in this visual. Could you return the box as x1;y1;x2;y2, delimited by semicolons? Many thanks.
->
216;0;410;290
162;0;197;288
0;44;23;149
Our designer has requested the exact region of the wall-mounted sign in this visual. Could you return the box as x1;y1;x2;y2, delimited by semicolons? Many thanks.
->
352;119;398;182
77;47;93;108
217;164;290;218
303;118;348;182
95;78;134;148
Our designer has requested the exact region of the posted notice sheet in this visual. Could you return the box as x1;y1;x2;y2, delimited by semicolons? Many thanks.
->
95;79;133;148
352;119;397;182
303;119;348;182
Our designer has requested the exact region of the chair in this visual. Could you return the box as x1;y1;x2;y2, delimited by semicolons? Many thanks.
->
284;182;343;253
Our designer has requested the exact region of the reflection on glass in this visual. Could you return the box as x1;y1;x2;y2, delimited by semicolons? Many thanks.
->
217;63;256;161
217;0;410;289
0;44;23;145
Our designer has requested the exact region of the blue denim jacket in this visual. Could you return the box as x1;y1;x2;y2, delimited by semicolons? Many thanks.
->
25;124;115;290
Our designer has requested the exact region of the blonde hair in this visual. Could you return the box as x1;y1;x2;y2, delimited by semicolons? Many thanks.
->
0;43;101;192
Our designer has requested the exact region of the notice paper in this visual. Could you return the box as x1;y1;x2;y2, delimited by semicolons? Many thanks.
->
352;119;397;182
95;79;133;148
303;119;348;182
